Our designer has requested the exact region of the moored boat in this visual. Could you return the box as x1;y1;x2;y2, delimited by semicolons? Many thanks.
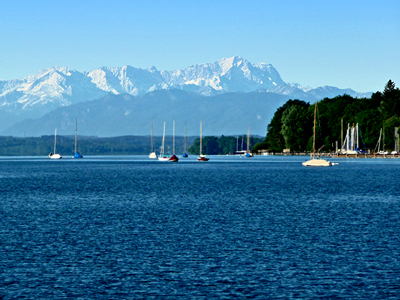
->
158;122;169;161
149;118;158;159
197;121;209;162
245;126;253;157
48;128;62;159
182;121;189;158
73;118;83;158
302;102;335;167
169;120;179;162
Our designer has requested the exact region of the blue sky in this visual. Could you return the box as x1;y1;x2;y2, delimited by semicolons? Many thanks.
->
1;0;399;92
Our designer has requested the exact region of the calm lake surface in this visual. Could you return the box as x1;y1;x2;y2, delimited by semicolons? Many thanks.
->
1;155;400;299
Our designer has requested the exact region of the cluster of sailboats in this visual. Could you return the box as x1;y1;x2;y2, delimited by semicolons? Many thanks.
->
303;101;399;167
339;123;399;155
48;119;83;159
150;120;209;162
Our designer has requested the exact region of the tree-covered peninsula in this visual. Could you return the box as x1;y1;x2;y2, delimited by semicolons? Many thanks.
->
256;80;400;153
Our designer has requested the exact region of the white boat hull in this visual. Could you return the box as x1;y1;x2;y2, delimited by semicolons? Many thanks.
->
302;158;332;167
149;152;158;159
49;154;62;159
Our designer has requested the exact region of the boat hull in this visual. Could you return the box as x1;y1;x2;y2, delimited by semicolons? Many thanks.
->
169;155;179;162
197;156;209;161
149;152;158;159
302;158;332;167
49;154;62;159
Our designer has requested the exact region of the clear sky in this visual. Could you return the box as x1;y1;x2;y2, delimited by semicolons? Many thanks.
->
1;0;399;92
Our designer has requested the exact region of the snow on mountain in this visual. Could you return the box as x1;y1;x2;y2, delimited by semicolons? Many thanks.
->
0;66;106;110
1;56;293;115
0;56;373;132
167;57;284;93
86;65;166;96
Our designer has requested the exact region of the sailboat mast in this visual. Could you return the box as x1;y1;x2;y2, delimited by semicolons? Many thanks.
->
356;123;359;149
54;128;57;154
151;118;154;153
184;122;187;153
247;126;250;152
341;119;343;152
377;128;382;152
313;102;317;157
161;122;166;156
173;120;175;155
200;121;202;155
75;118;78;153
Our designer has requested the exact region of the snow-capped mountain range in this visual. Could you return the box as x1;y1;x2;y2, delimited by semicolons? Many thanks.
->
0;56;372;134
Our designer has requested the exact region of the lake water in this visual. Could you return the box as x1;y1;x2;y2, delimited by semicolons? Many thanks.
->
1;155;400;299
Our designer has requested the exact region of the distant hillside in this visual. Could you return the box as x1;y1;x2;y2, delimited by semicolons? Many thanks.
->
2;89;291;137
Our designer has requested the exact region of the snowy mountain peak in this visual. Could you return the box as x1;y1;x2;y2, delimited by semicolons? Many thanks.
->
217;56;248;74
0;57;372;128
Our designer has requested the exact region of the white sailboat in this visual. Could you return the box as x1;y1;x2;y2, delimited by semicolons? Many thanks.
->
391;127;399;155
48;128;62;159
197;121;209;161
376;128;388;155
149;118;158;159
245;126;253;157
158;122;169;161
340;123;364;154
302;102;334;167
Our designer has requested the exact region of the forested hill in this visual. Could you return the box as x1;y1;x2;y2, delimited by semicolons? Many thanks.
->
259;80;400;152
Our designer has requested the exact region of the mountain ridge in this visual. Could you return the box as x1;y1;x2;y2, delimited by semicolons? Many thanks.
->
0;56;373;134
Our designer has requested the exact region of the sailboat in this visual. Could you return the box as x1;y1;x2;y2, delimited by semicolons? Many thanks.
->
376;128;388;155
340;123;365;154
245;126;253;157
391;127;399;155
169;120;179;162
73;118;83;158
48;128;62;159
302;102;333;167
197;121;209;161
158;122;169;161
149;118;158;159
182;122;188;158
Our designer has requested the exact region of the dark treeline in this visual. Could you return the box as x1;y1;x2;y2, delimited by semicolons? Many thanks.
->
0;134;262;156
255;80;400;152
0;135;197;156
188;135;263;155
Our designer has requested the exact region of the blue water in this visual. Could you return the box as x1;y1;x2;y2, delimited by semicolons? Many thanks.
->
1;156;400;299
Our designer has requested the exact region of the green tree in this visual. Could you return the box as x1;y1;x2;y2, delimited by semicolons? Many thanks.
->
265;99;309;151
380;80;400;119
280;103;311;151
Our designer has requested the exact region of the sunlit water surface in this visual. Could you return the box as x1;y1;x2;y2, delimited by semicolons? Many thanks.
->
1;155;400;299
